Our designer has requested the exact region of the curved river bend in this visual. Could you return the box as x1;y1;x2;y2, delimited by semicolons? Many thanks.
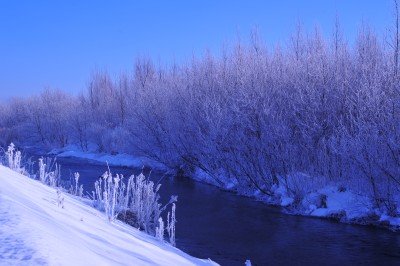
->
55;156;400;266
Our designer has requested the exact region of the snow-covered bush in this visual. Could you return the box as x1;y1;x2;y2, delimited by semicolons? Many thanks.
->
38;158;45;182
38;157;61;187
2;143;28;175
155;202;177;246
69;172;83;197
5;143;22;170
93;170;123;221
166;203;176;246
155;203;176;246
93;170;177;243
155;217;164;242
125;173;162;232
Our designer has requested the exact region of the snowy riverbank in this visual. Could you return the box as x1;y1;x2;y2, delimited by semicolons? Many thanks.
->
197;167;400;231
275;182;400;229
48;144;167;170
0;165;217;266
47;146;400;231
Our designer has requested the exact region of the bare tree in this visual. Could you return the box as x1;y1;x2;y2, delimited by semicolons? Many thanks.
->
389;0;400;76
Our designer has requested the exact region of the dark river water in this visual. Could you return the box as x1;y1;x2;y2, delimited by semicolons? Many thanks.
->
29;155;400;265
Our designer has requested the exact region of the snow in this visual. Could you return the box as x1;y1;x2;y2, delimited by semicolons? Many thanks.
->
49;145;167;170
272;184;294;207
0;165;218;266
305;186;372;219
379;214;400;226
277;183;400;228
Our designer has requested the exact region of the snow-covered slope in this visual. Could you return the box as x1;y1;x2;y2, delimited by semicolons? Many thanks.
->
0;165;217;266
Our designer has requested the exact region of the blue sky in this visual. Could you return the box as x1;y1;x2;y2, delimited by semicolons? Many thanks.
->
0;0;393;100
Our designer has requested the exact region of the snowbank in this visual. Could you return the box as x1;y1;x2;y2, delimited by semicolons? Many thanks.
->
49;145;167;170
0;165;217;266
275;182;400;229
194;168;400;230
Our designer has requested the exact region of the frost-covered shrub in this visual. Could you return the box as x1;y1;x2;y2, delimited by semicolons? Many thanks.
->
3;143;29;176
38;157;61;187
38;158;45;182
93;170;124;221
155;202;176;246
166;203;176;246
155;217;164;242
125;173;162;232
69;172;83;197
5;143;22;170
93;170;177;243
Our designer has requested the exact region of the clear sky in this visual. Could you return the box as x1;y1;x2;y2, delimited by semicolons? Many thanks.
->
0;0;394;100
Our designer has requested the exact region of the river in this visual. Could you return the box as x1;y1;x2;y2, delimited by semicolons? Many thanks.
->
40;156;400;265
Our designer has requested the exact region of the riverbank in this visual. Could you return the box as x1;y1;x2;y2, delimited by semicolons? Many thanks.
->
196;168;400;231
47;145;400;232
0;164;217;265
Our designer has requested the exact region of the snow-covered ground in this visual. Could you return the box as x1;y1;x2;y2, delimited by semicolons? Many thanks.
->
0;165;218;266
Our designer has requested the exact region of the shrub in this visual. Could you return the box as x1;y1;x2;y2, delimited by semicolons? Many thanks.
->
69;172;83;197
92;169;177;244
5;143;22;170
166;203;176;246
155;217;165;242
38;157;61;187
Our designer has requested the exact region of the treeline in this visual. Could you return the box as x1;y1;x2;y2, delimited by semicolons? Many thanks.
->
1;22;399;215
